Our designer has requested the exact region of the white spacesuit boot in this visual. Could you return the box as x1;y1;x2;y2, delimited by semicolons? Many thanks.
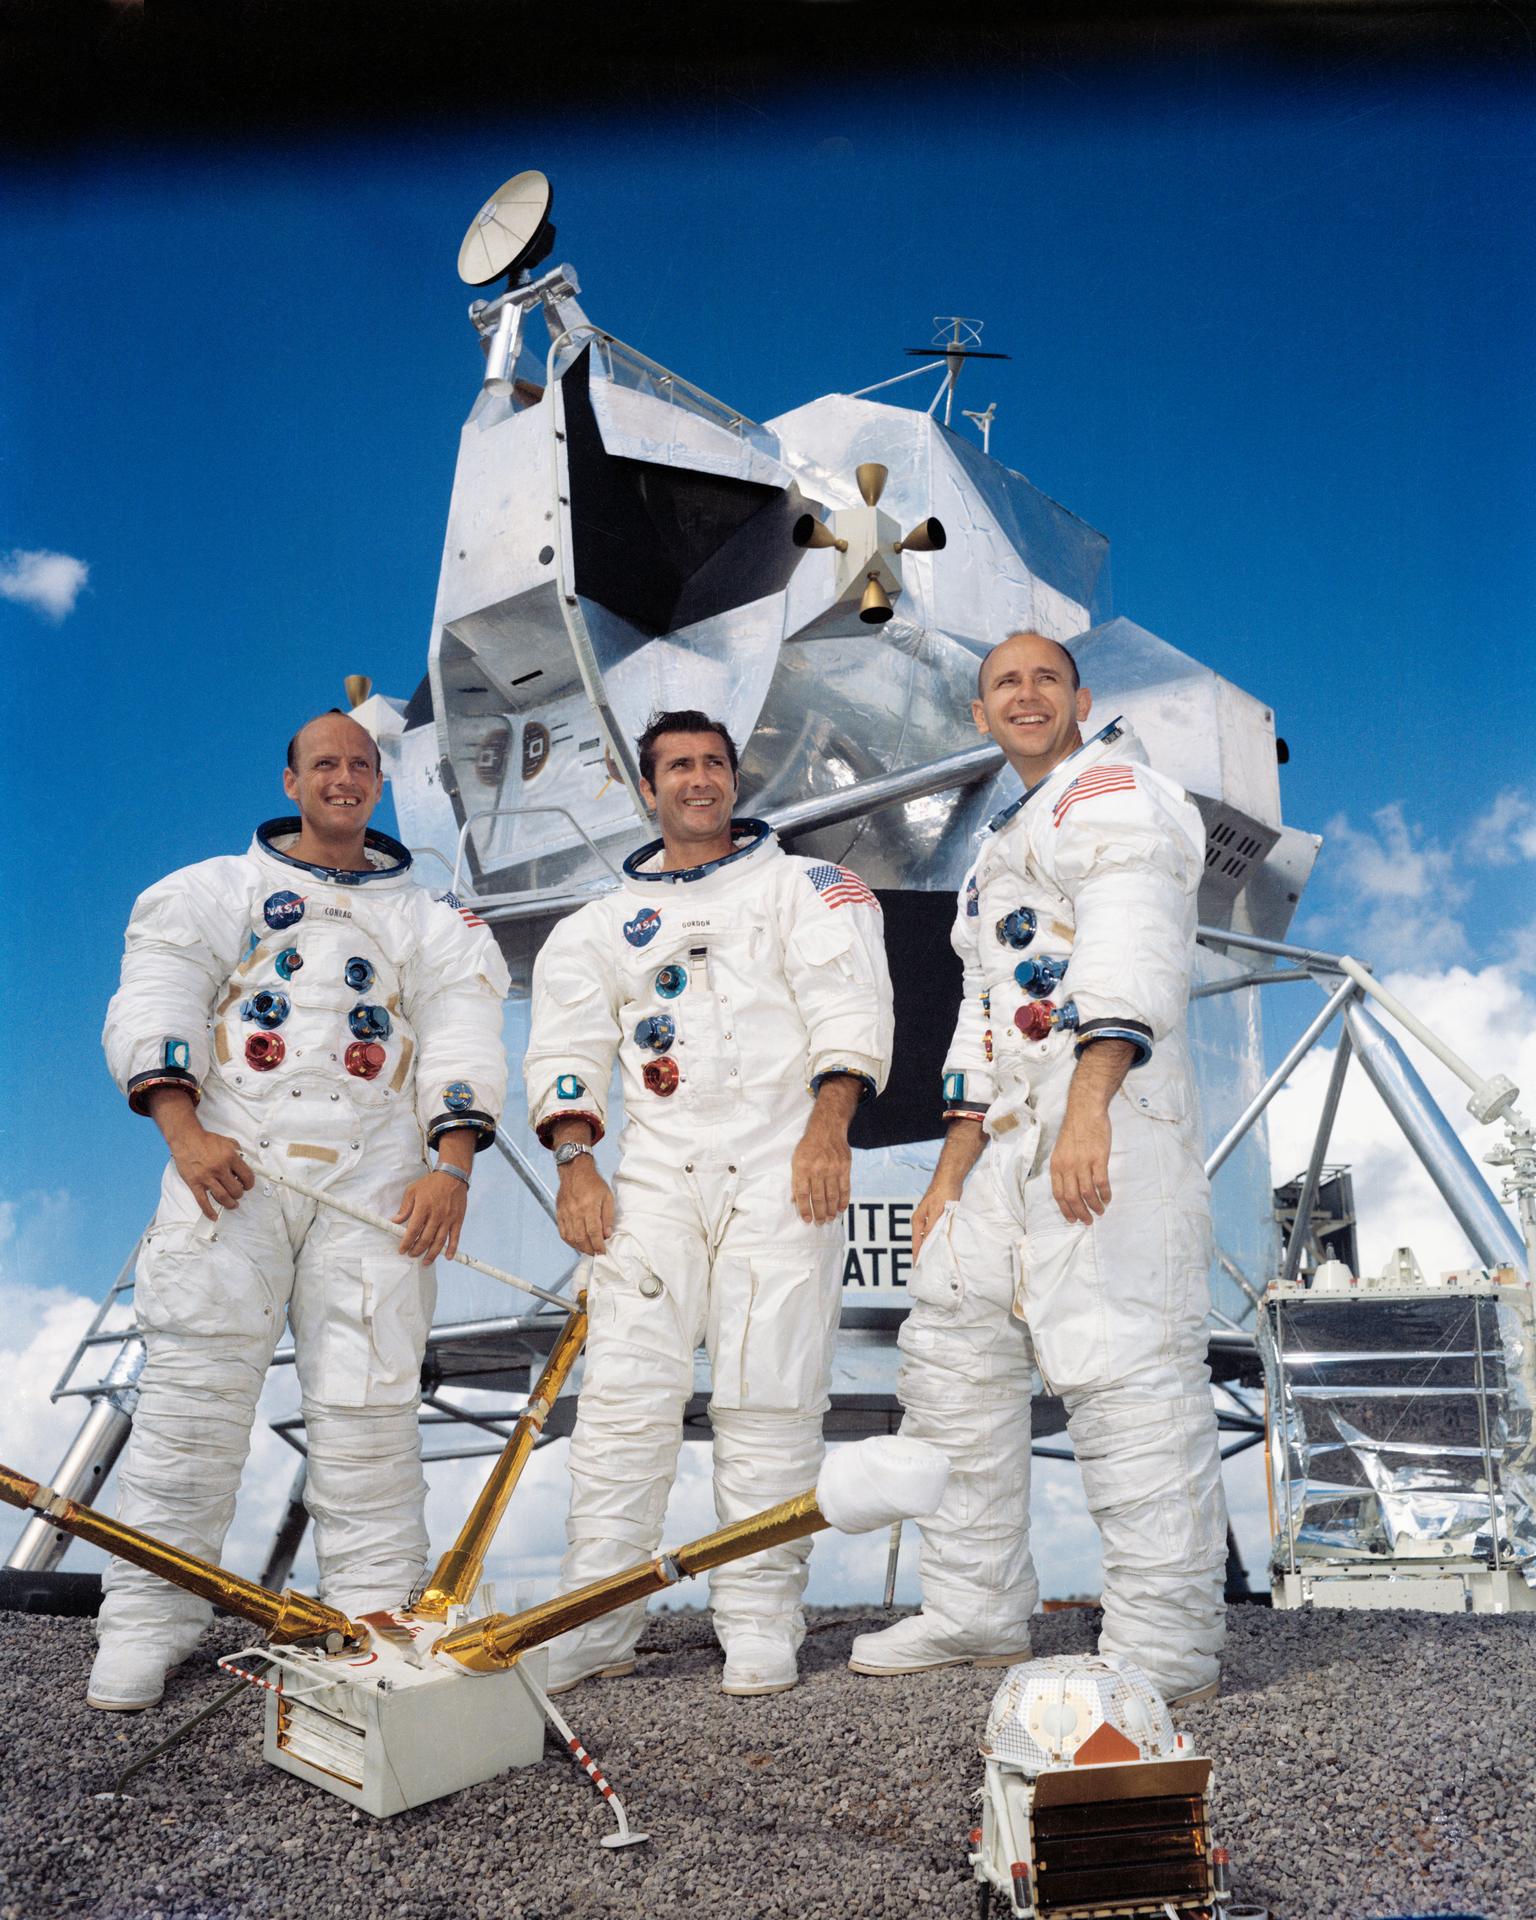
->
846;1387;1038;1676
709;1408;822;1696
849;1173;1038;1676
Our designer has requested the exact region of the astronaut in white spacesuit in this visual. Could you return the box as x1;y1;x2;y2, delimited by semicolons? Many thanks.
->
848;632;1227;1704
90;711;508;1711
525;708;893;1698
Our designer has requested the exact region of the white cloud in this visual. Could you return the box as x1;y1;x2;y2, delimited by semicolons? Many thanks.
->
0;548;90;621
1268;959;1531;1282
1466;788;1536;867
1308;803;1470;968
1504;918;1536;978
0;1284;109;1475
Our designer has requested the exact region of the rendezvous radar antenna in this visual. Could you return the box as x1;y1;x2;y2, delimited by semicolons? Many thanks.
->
457;167;557;288
904;314;1009;427
456;168;581;400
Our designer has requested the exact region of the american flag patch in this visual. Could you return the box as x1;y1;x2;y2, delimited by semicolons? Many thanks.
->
1053;764;1137;826
435;889;486;928
806;863;880;912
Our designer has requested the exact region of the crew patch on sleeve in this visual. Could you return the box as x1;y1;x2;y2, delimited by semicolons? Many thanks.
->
806;863;880;911
1052;764;1137;827
434;889;486;928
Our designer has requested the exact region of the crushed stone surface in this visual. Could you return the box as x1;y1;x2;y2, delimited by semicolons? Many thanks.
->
0;1604;1529;1920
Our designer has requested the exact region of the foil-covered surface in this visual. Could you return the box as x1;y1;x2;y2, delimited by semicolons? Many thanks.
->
1262;1286;1536;1579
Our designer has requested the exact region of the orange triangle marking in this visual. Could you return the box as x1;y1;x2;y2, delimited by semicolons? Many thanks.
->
1073;1720;1141;1766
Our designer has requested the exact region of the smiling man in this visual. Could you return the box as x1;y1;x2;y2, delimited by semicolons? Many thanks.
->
525;707;893;1697
91;710;509;1711
848;632;1228;1705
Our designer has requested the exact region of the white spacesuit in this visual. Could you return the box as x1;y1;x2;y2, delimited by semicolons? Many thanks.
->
96;818;508;1687
525;820;892;1689
850;720;1227;1701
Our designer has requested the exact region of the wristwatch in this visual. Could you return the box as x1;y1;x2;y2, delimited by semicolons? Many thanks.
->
553;1141;595;1169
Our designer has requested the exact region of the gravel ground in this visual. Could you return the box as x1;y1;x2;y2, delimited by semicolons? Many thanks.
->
0;1603;1528;1920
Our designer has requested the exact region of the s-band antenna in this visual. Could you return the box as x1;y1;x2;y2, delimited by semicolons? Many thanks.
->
903;316;1009;427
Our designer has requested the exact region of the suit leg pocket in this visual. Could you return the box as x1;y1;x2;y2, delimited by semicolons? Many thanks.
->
298;1254;431;1409
135;1215;280;1345
711;1252;839;1413
907;1204;965;1316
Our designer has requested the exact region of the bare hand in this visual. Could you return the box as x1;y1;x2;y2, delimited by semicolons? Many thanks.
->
556;1156;615;1256
910;1175;964;1262
168;1127;255;1221
792;1117;852;1226
392;1171;470;1263
1050;1107;1113;1224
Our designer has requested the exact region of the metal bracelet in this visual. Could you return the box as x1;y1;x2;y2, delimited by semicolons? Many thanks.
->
433;1161;472;1189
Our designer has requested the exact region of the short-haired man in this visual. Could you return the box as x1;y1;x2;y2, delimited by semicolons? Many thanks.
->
526;708;893;1696
849;633;1227;1703
92;710;509;1710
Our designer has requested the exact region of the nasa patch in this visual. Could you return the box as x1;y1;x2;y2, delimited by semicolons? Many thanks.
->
263;890;306;930
441;1081;476;1112
624;908;662;949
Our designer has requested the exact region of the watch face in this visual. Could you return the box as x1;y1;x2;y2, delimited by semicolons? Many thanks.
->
555;1143;587;1166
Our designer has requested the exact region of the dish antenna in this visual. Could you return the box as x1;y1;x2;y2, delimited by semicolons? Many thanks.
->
457;170;556;287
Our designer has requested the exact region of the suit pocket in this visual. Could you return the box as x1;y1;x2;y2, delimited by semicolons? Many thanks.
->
907;1204;965;1315
304;1254;431;1407
709;1251;838;1412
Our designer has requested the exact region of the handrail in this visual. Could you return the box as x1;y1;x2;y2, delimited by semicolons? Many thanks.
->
450;804;625;898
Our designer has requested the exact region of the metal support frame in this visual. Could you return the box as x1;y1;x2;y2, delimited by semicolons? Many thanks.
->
493;1124;559;1224
1280;1031;1355;1284
1344;1001;1526;1270
1204;975;1358;1179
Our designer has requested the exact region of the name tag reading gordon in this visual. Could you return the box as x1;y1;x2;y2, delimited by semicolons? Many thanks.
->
842;1199;916;1292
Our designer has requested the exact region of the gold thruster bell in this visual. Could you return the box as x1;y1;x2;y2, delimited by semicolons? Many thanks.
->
791;513;849;554
855;462;888;507
894;517;947;554
344;674;373;710
858;574;894;625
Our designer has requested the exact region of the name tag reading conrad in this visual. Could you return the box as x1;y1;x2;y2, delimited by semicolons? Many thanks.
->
843;1200;915;1292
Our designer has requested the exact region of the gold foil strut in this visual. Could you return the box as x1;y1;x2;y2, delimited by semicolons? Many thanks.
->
0;1461;357;1647
438;1487;826;1674
413;1298;589;1621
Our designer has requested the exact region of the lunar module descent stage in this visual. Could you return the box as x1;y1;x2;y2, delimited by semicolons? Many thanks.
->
8;170;1534;1628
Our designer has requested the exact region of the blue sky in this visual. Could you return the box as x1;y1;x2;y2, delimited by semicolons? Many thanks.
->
2;54;1534;1592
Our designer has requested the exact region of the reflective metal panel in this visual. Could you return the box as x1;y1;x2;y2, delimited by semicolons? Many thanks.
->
1262;1282;1536;1578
